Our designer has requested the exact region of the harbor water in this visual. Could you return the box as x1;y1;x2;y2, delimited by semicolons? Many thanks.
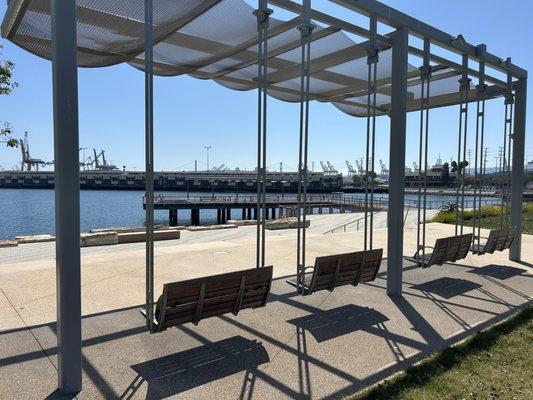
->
0;189;501;240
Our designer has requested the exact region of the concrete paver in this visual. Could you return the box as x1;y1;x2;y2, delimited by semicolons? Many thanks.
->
0;217;531;399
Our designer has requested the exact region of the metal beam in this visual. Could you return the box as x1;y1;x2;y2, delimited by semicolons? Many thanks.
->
270;0;509;86
325;68;455;103
51;0;82;394
329;0;527;79
387;27;408;297
211;26;340;79
270;0;390;44
510;78;527;260
408;46;507;88
265;42;378;85
390;84;507;113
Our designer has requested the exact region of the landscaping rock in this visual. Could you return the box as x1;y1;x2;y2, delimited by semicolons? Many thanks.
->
265;218;310;230
15;234;55;244
0;240;18;248
117;229;180;244
90;227;141;234
227;219;258;226
80;232;118;247
187;224;238;232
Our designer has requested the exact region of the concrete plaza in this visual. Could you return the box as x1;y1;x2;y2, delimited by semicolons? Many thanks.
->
0;216;531;399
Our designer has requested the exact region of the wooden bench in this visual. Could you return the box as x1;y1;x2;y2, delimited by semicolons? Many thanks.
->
142;266;273;332
471;227;518;255
406;233;472;268
286;249;383;295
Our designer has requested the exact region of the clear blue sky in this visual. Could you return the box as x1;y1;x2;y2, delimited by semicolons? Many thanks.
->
0;0;531;173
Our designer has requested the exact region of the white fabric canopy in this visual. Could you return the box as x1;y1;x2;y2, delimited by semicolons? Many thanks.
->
3;0;479;116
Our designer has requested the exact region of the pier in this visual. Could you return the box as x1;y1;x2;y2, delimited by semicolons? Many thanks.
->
0;170;343;192
145;194;389;226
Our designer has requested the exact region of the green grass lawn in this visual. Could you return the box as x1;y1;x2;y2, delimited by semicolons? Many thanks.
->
351;308;533;400
431;203;533;235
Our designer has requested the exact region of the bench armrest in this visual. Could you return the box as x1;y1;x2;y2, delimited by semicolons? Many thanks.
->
414;246;434;258
139;307;159;328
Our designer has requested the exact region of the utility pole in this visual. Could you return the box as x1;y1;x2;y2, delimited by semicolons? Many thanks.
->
467;149;471;175
203;146;212;172
279;162;283;173
194;159;197;172
483;147;488;176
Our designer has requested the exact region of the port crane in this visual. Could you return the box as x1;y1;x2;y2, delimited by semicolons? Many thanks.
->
320;161;338;175
326;161;337;173
92;149;119;171
19;132;51;171
211;164;229;172
345;161;356;178
378;159;389;180
379;160;389;175
354;159;364;175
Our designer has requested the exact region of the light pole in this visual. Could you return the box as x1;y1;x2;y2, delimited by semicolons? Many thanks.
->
79;147;87;170
204;146;212;172
281;180;287;199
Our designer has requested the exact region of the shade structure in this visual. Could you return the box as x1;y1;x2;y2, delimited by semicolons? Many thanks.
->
1;0;503;117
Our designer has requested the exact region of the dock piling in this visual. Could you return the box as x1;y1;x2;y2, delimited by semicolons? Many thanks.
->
169;209;178;226
191;208;200;225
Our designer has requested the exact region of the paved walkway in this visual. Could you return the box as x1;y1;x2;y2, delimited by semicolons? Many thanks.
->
0;220;531;399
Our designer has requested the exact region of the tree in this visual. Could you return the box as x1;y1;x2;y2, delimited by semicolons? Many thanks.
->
1;50;19;148
441;162;450;186
438;202;458;213
352;174;364;187
450;160;469;174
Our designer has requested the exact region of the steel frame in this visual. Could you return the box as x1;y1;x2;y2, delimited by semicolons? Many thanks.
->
2;0;527;395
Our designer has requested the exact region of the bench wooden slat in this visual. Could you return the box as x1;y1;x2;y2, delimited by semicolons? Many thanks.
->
165;268;272;300
293;249;383;294
152;266;273;331
471;226;518;255
413;234;472;268
162;287;269;318
163;294;269;325
162;299;267;328
166;280;271;306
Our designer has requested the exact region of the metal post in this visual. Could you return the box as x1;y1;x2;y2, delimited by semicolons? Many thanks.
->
510;78;527;261
295;0;313;292
387;27;408;297
473;44;487;249
51;0;82;393
254;0;270;268
144;0;155;332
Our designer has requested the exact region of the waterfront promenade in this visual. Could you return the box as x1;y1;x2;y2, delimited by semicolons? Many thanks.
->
0;213;530;399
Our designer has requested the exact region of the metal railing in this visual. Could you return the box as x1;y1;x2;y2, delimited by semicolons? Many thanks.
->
402;197;502;210
142;193;390;208
322;210;386;234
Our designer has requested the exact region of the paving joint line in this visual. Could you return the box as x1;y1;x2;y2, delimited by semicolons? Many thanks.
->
262;289;334;369
0;287;68;393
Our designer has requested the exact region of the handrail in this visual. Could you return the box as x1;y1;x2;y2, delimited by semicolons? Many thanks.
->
322;210;385;234
142;193;391;207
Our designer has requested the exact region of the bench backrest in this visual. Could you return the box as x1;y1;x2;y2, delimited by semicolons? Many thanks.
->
481;227;518;254
309;249;383;293
504;226;518;250
155;266;273;331
482;229;501;254
428;233;472;266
